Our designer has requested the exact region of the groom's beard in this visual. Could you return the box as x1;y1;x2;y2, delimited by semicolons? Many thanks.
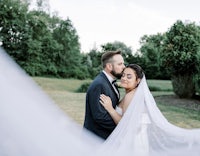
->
111;70;123;79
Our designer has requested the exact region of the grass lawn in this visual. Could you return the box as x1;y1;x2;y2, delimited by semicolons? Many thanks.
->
33;77;200;128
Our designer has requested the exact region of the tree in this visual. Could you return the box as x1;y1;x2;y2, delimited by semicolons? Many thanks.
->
84;41;134;79
86;48;103;78
0;0;88;79
139;34;170;79
101;41;133;65
36;0;50;13
0;0;29;64
53;19;88;79
161;20;200;98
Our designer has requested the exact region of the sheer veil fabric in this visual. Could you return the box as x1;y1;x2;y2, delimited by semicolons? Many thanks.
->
0;48;102;156
1;47;200;156
97;74;200;156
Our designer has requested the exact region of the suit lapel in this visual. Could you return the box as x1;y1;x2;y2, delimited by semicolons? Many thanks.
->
113;82;120;99
100;72;120;100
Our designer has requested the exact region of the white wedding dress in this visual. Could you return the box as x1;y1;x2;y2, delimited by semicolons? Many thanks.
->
1;47;200;156
115;106;151;156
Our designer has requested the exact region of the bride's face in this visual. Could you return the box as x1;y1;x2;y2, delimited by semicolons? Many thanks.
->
120;68;140;91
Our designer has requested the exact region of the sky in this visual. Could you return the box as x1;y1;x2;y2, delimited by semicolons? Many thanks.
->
47;0;200;52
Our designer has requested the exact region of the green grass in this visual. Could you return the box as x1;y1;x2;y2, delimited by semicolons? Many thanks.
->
34;77;91;92
33;77;200;128
157;103;200;128
34;77;90;124
147;79;173;91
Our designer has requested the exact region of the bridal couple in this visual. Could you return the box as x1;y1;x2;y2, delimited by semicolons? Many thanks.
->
83;50;200;156
0;48;200;156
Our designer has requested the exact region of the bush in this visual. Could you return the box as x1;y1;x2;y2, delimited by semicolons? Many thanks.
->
148;85;173;92
76;82;91;93
148;86;162;91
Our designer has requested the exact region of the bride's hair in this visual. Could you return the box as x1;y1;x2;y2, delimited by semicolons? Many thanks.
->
126;64;144;80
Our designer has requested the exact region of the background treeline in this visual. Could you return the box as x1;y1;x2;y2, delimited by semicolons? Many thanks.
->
1;0;200;98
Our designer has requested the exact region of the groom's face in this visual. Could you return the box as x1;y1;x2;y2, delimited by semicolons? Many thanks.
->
110;54;125;79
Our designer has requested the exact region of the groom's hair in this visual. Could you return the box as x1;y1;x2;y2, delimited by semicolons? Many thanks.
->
101;50;122;68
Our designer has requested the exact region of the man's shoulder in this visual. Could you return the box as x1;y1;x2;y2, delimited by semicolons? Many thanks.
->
89;73;109;88
93;72;108;83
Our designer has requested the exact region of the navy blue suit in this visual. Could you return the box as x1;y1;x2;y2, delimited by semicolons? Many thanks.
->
83;72;119;139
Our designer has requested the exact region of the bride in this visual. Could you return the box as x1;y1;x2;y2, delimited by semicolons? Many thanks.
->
1;48;200;156
98;64;200;156
99;64;150;155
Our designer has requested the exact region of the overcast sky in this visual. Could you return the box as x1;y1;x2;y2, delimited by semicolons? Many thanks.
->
47;0;200;52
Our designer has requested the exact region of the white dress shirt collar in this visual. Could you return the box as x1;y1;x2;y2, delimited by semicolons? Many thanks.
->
102;70;115;84
103;70;119;98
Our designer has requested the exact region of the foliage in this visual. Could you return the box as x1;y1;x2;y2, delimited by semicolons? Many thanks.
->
101;41;133;65
84;48;103;78
52;19;85;78
162;20;200;75
2;1;200;86
139;33;170;79
76;82;91;93
84;41;136;79
0;0;88;79
0;0;29;63
148;86;162;91
161;20;200;98
23;11;63;76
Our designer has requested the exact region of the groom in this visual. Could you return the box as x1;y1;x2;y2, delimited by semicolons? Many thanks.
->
83;50;125;139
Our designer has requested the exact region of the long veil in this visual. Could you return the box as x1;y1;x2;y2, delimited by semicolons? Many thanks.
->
0;48;102;156
1;47;200;156
97;73;200;156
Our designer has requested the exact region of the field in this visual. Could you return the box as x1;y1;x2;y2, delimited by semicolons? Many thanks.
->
33;77;200;128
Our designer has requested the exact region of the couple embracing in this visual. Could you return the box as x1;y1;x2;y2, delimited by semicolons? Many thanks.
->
83;50;200;156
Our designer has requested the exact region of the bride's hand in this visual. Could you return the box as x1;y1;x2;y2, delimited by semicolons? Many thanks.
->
99;94;114;112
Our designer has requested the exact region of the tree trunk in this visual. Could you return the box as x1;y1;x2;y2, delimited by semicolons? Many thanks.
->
171;74;195;98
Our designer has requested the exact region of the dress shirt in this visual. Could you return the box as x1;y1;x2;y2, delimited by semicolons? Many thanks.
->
103;70;119;98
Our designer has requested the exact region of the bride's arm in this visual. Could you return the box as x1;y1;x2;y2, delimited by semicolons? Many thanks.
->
99;94;122;124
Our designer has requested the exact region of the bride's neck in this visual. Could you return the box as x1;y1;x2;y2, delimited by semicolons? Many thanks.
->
125;88;136;94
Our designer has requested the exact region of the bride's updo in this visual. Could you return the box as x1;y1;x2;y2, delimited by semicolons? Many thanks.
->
126;64;144;80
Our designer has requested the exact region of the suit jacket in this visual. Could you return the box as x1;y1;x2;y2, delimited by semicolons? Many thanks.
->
83;72;119;139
